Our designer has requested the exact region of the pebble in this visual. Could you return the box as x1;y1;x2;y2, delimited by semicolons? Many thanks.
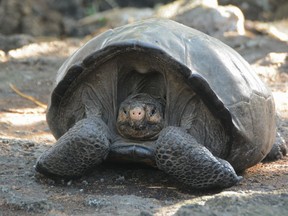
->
12;185;21;190
47;179;55;185
139;211;153;216
1;139;9;144
85;197;110;208
115;176;125;183
67;180;72;186
82;180;88;185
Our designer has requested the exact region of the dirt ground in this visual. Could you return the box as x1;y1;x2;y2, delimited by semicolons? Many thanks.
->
0;21;287;215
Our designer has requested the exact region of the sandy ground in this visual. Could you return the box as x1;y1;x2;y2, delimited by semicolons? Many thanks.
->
0;23;287;215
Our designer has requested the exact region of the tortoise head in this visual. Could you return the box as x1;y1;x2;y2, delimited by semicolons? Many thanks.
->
116;93;165;140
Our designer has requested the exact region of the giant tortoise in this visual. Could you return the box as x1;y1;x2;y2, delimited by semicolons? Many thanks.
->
36;18;279;189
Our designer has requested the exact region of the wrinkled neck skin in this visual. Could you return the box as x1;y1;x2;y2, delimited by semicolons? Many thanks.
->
116;93;165;141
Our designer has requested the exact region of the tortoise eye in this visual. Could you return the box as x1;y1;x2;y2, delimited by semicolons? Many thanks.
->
123;109;127;115
151;109;156;115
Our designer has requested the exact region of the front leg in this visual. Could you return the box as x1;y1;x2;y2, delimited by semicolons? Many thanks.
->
36;117;111;178
155;126;242;189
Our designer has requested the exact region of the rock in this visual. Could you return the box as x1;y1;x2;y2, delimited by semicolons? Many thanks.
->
84;195;160;215
0;0;23;35
85;197;111;208
252;52;288;82
78;7;154;28
48;0;86;19
176;5;245;36
156;0;218;18
115;176;125;184
219;0;288;20
274;2;288;19
78;0;245;37
258;52;288;66
0;34;35;52
156;0;245;36
0;0;63;36
0;0;248;37
0;50;6;62
1;185;61;213
172;190;288;216
21;10;62;36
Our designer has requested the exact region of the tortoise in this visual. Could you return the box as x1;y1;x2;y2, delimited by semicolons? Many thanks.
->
36;18;279;189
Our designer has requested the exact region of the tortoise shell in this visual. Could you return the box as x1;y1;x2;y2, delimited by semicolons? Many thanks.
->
47;18;275;171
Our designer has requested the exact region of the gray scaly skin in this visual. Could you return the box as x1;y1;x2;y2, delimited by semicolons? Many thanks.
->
36;93;241;188
155;127;242;189
36;117;111;178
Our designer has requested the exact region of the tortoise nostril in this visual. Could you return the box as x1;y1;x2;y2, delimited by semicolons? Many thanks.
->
133;111;142;116
130;107;145;120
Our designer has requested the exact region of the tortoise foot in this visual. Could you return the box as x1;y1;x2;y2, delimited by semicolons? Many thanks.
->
36;117;111;178
155;126;242;189
263;132;287;162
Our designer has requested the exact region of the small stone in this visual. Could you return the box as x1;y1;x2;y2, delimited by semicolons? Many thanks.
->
12;185;21;190
67;180;72;186
82;180;88;185
47;179;55;185
115;176;125;183
139;211;153;216
85;197;110;208
1;139;9;144
26;142;35;147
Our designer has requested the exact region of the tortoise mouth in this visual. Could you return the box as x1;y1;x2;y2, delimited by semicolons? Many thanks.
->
117;122;163;140
128;120;146;130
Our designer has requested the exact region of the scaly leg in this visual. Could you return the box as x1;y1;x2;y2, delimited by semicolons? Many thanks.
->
36;117;111;178
155;126;242;189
